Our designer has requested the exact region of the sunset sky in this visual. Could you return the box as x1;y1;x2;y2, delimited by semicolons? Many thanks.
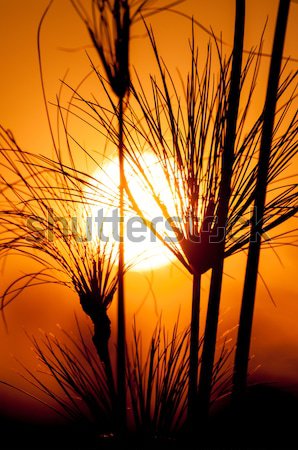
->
0;0;297;423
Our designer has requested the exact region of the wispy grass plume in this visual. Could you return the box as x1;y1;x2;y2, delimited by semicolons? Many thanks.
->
0;126;118;401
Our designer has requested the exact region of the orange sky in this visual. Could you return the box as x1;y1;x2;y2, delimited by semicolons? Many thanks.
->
0;0;297;421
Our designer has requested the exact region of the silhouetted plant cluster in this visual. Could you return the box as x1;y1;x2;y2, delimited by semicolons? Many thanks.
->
0;0;297;448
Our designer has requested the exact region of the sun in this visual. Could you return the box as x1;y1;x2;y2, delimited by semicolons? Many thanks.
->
85;152;176;271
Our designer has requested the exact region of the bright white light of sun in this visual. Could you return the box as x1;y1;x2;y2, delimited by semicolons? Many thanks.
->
84;152;177;271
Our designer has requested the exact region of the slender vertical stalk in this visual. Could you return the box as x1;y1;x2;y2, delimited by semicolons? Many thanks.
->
198;0;246;419
198;260;224;417
187;273;201;430
233;0;291;401
117;96;126;432
93;315;115;401
79;294;116;409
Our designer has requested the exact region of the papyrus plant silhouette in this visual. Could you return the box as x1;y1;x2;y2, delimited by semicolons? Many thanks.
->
197;0;245;421
71;0;184;429
233;0;295;401
71;1;132;427
0;126;118;405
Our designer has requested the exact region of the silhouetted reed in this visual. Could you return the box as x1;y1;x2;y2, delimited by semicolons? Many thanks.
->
71;1;184;430
71;1;132;427
127;34;296;426
0;126;118;402
197;0;245;421
233;0;295;402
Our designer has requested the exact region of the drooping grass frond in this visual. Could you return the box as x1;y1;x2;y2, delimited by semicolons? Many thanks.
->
0;127;117;312
0;126;119;387
127;37;297;268
76;30;297;270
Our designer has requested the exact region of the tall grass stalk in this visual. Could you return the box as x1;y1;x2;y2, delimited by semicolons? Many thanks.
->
197;0;245;421
71;0;132;430
71;1;182;431
117;94;127;432
187;273;201;427
232;0;292;401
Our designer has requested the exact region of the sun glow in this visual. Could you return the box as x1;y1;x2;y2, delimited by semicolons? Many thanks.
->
85;153;177;271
